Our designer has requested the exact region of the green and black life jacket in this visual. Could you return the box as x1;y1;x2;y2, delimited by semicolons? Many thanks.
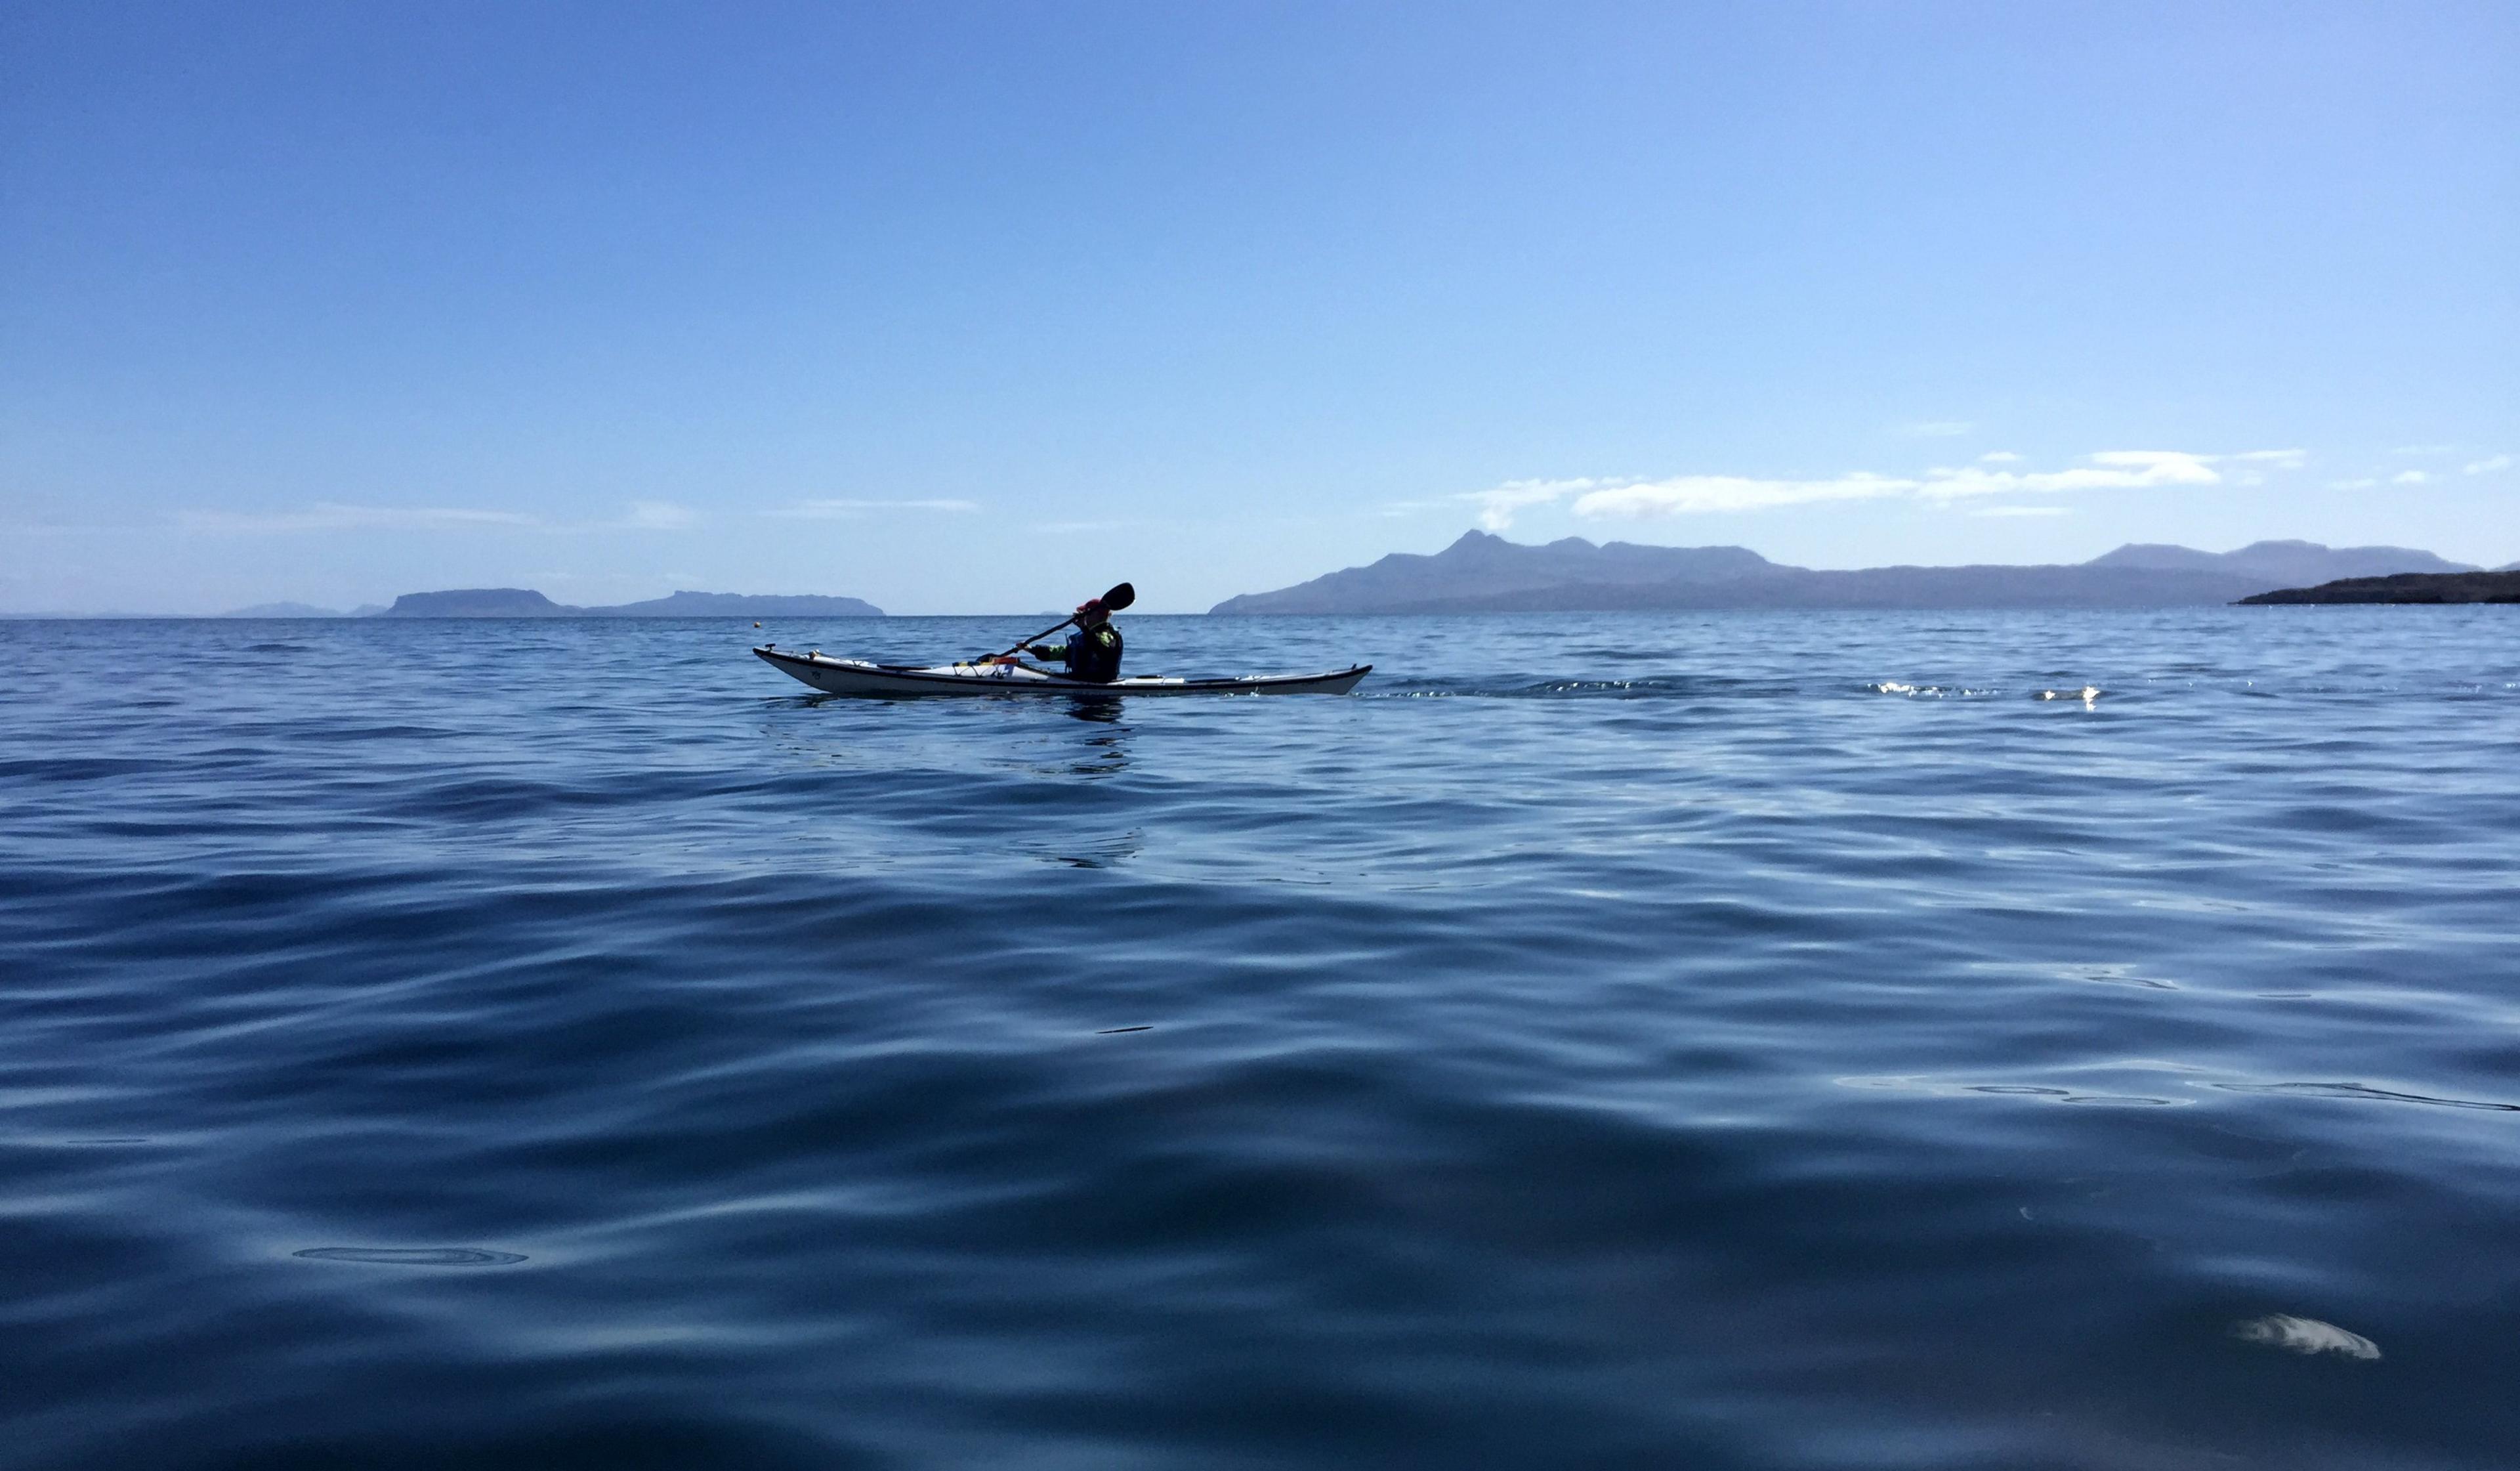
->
1067;622;1123;682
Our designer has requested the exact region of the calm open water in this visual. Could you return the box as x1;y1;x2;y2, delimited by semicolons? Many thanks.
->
3;610;2516;1470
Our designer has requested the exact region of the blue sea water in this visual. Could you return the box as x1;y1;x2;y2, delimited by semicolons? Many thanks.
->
2;609;2515;1470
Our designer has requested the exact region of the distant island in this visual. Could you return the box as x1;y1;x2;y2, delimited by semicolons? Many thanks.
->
2238;570;2520;605
371;589;885;618
1209;532;2478;614
222;601;388;618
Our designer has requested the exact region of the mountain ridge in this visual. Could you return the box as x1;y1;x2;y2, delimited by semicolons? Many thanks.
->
220;601;369;618
1209;532;2479;614
375;589;884;618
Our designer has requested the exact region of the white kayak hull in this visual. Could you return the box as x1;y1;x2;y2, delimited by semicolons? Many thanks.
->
755;646;1370;697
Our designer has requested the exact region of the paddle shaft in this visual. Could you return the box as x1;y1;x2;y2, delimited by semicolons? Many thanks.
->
989;615;1080;664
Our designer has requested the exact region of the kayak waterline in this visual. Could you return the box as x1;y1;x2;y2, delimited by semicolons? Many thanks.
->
753;645;1372;697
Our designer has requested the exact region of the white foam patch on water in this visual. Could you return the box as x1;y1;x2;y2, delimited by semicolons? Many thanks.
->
1871;682;1996;697
2232;1314;2380;1359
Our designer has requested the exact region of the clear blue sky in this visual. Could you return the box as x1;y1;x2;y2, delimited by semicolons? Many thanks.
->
5;1;2513;613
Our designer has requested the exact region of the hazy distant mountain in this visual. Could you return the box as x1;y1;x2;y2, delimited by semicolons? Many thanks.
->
598;591;884;617
2238;571;2520;605
1210;530;2475;614
2086;540;2474;584
1397;563;2277;612
222;601;346;618
375;588;883;617
1210;533;1775;614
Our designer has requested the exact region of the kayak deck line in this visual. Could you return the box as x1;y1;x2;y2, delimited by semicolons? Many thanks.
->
753;645;1370;697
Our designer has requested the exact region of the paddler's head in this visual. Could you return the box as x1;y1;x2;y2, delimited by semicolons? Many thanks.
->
1075;598;1110;627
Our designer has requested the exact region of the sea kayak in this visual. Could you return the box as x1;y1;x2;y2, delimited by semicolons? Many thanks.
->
755;645;1371;697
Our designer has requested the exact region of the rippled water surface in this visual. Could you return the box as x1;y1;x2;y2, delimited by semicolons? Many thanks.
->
3;610;2515;1470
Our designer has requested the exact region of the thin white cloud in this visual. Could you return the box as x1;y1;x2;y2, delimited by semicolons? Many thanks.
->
1910;450;2226;501
2219;450;2306;488
621;500;697;530
1969;505;2070;518
175;501;705;534
1474;448;2292;526
177;503;540;534
2392;470;2430;486
1902;420;1974;438
1574;472;1918;518
1467;478;1598;531
768;498;982;519
1978;451;2023;463
0;520;121;536
2464;454;2512;475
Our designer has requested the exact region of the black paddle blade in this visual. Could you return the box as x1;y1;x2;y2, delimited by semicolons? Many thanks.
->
1099;582;1136;612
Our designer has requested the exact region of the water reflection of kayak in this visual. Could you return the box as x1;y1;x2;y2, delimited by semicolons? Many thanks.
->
754;645;1371;697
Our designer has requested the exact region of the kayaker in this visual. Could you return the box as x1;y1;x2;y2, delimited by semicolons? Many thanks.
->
996;596;1124;682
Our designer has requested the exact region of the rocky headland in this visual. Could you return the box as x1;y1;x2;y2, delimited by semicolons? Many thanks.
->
2237;571;2520;605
